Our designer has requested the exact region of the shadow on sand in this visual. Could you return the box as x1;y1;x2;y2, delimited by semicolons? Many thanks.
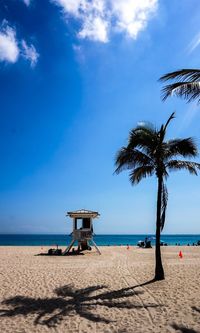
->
0;280;160;327
192;306;200;314
171;323;199;333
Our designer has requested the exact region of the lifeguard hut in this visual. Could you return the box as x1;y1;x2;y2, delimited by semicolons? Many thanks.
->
63;209;101;255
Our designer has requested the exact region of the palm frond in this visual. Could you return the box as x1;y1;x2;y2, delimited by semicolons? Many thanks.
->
159;112;175;141
161;82;200;102
129;165;154;185
114;148;153;174
160;183;168;231
166;160;200;175
129;124;157;146
159;69;200;83
165;138;198;159
128;125;158;157
163;112;175;132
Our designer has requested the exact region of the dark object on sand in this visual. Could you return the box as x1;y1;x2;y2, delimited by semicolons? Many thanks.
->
137;237;167;248
137;239;152;248
48;248;62;255
160;241;168;246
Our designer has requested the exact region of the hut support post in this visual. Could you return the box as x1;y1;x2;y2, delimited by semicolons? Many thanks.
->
91;239;101;255
63;239;75;255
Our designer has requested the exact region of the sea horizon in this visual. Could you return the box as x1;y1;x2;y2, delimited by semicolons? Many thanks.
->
1;234;200;246
1;233;200;235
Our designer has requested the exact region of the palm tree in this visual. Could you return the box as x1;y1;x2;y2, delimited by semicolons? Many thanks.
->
114;113;200;281
159;69;200;102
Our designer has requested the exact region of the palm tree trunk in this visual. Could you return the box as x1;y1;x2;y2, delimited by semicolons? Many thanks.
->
154;175;165;280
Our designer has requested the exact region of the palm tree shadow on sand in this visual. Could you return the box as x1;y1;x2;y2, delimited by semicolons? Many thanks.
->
0;280;161;328
171;323;199;333
192;306;200;314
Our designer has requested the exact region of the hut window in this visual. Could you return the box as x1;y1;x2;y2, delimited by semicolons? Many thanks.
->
82;218;90;229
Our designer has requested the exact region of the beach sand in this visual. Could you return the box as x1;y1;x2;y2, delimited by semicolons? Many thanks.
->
0;246;200;333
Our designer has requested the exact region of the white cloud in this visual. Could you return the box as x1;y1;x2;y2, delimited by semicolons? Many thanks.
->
52;0;82;16
52;0;158;42
21;40;39;67
0;24;19;63
79;16;109;42
0;21;39;67
111;0;157;39
23;0;31;6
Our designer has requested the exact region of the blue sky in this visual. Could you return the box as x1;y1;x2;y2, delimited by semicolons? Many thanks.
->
1;0;200;234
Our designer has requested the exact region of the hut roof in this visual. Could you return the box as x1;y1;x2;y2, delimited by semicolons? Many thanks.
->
67;209;100;219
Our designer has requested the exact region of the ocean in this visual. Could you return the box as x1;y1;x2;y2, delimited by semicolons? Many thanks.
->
0;234;200;246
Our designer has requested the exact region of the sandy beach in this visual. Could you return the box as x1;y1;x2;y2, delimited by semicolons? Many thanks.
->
0;246;200;333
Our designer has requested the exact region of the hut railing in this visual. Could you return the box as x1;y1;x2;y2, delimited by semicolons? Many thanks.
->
73;229;92;240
